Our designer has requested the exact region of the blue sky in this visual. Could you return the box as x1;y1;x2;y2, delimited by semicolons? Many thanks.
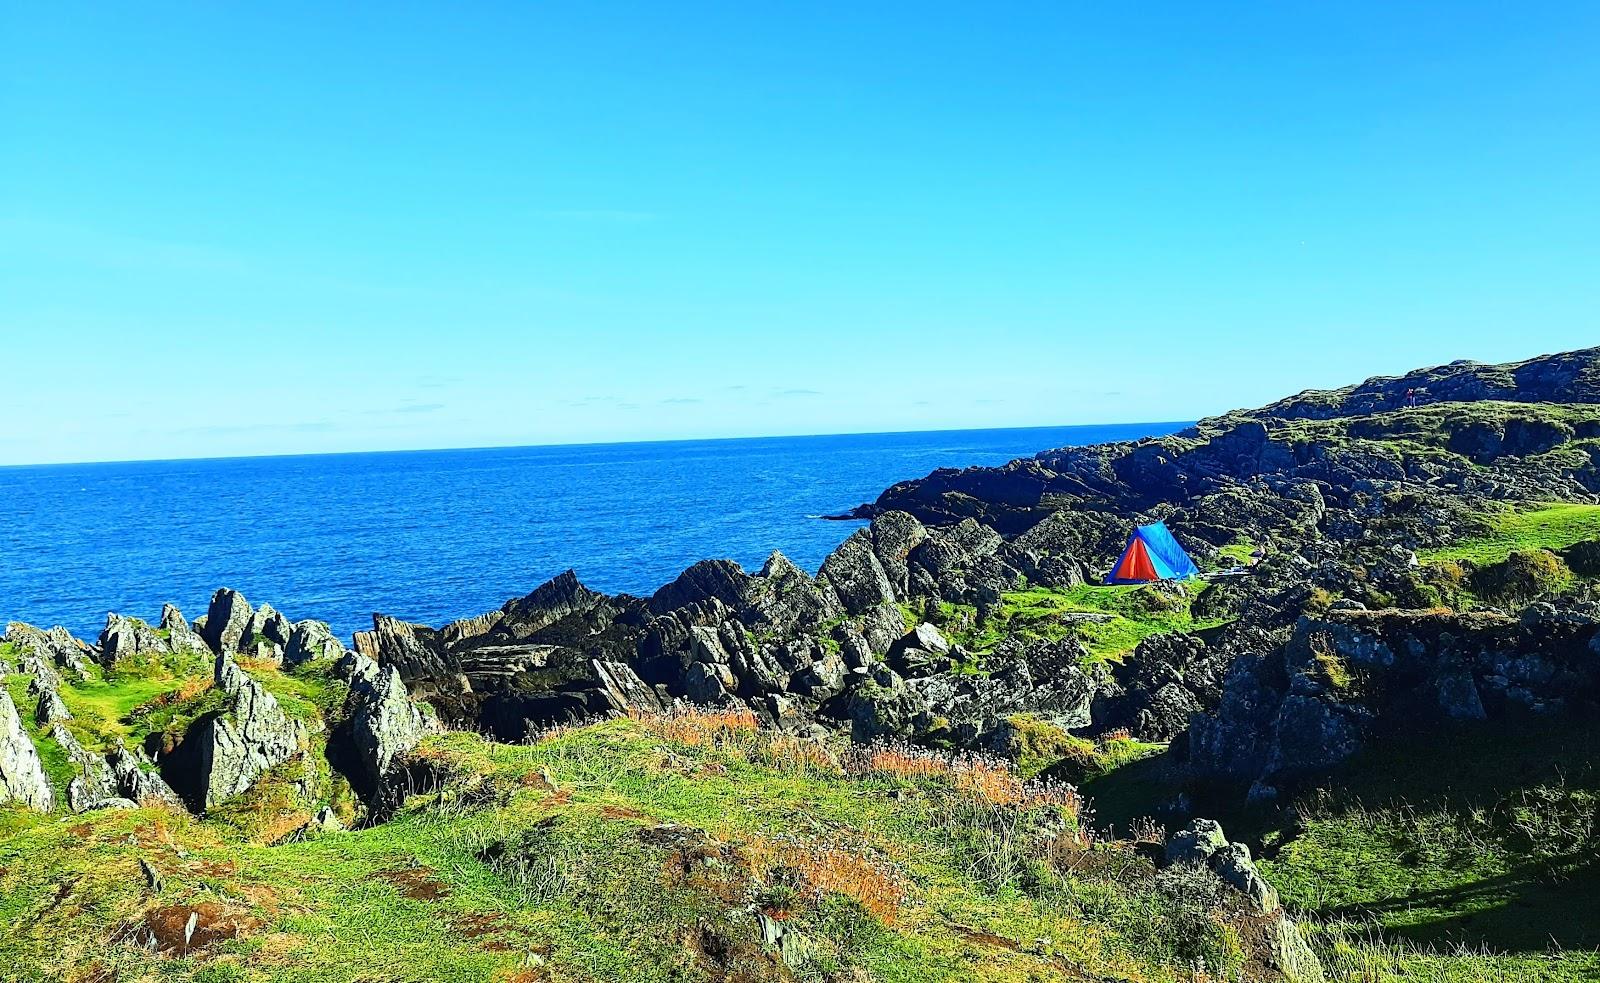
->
3;3;1598;465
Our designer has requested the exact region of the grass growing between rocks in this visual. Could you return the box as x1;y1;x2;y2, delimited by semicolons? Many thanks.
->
1419;502;1600;567
0;712;1307;983
962;582;1224;663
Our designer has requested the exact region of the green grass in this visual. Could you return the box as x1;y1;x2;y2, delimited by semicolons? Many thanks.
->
0;717;1302;983
960;582;1224;663
1260;716;1600;980
1419;503;1600;567
1212;539;1257;569
249;658;348;722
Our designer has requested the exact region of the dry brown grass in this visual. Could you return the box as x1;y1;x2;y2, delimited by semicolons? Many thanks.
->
756;733;842;774
843;742;1081;813
746;836;908;924
237;655;283;674
626;705;759;748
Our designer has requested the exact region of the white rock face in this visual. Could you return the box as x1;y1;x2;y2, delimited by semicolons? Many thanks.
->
0;691;55;811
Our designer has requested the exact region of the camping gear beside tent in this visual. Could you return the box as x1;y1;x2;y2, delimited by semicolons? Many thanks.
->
1104;521;1199;584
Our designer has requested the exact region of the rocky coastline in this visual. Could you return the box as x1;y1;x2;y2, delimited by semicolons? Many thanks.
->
4;346;1600;981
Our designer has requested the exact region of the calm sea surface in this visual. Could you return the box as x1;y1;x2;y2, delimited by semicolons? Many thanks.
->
0;424;1183;641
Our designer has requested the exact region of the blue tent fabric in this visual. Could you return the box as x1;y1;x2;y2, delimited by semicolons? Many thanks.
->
1104;521;1199;584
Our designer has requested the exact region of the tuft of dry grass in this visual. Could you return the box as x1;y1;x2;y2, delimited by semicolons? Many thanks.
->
746;836;908;924
626;705;759;749
843;741;1081;812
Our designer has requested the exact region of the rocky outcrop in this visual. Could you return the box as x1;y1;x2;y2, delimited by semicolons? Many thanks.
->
818;529;898;615
163;655;306;811
335;653;433;810
6;622;92;680
283;620;345;667
1187;608;1600;799
0;690;55;811
108;746;183;807
34;688;70;726
1164;819;1324;982
353;614;452;678
199;589;255;655
99;611;211;667
848;350;1600;543
99;613;166;664
650;559;753;615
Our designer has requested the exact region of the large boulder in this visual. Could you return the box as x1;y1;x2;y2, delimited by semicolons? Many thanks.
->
159;603;189;634
283;620;345;667
99;613;167;665
0;691;55;811
107;746;183;807
1164;819;1323;982
164;655;305;810
242;602;293;647
867;511;929;599
55;724;116;812
339;655;432;810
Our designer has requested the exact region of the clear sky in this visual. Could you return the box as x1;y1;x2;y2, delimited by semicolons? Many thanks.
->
3;3;1598;465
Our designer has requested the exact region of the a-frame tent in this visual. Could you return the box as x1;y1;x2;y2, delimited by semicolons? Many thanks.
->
1104;521;1199;584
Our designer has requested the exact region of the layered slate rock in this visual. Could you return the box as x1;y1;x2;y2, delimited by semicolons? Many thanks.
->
0;690;55;811
649;559;753;615
163;654;306;811
353;614;452;678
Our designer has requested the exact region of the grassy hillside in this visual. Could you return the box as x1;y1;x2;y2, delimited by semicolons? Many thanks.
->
1262;717;1600;983
3;709;1289;983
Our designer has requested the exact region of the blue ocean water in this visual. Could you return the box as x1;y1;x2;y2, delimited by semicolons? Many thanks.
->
0;424;1183;642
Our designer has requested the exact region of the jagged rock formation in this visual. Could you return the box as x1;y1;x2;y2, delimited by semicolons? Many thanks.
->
162;654;306;810
284;619;345;667
198;588;255;656
335;652;433;810
1188;605;1600;801
0;690;55;810
6;622;92;680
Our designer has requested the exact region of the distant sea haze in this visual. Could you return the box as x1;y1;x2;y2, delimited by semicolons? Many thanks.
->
0;424;1187;641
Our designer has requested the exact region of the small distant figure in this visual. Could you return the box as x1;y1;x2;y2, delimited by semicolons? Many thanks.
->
1404;387;1417;407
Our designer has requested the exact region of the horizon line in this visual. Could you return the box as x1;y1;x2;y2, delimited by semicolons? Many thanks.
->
0;419;1196;470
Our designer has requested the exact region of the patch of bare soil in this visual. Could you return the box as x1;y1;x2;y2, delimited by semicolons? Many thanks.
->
120;901;262;956
376;864;451;901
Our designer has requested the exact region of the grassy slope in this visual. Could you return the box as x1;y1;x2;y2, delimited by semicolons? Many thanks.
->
1419;503;1600;566
0;714;1296;983
1260;718;1600;982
